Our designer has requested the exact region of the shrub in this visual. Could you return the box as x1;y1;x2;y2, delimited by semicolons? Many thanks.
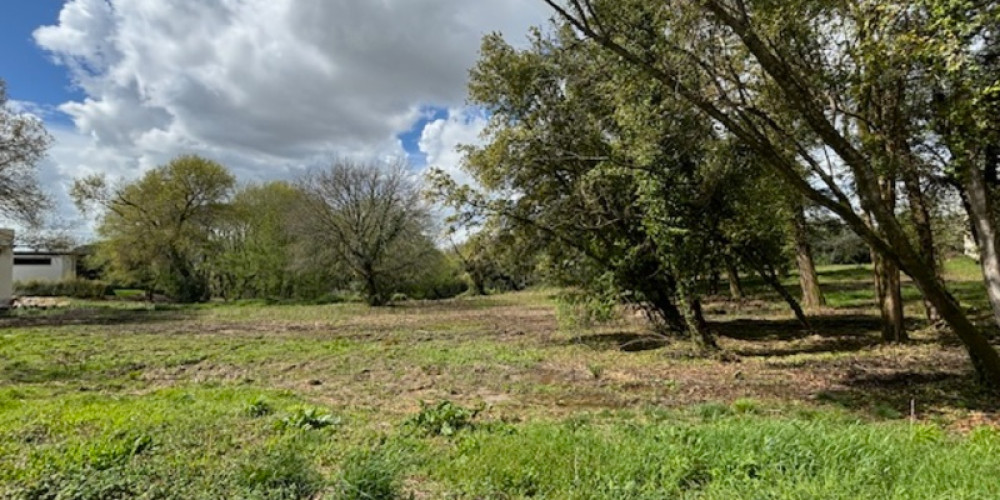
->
406;400;480;437
14;279;112;300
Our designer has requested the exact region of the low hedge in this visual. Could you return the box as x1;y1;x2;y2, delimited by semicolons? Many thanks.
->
14;279;113;300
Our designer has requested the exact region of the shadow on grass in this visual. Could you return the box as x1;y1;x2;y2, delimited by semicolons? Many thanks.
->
817;370;1000;417
0;306;192;330
566;331;670;352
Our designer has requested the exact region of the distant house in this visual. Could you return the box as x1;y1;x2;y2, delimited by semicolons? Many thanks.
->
13;251;82;283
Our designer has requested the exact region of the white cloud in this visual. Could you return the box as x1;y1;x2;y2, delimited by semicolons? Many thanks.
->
418;108;489;189
33;0;548;173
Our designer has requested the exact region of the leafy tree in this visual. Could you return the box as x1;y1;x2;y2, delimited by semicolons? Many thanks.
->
209;181;347;301
297;159;433;306
435;28;806;347
0;78;50;225
72;155;235;302
540;0;1000;383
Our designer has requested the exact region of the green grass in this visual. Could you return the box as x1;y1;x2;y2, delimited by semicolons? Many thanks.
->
2;272;999;498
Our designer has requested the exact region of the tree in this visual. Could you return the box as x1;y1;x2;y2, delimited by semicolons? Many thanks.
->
209;181;347;301
435;28;810;348
72;155;235;302
540;0;1000;383
297;159;433;306
0;78;50;225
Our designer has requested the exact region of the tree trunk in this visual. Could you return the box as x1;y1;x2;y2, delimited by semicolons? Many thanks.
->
906;253;1000;387
873;252;907;342
901;166;942;324
643;284;689;334
680;291;718;350
791;203;826;309
757;264;811;330
864;208;908;342
726;259;744;300
962;162;1000;328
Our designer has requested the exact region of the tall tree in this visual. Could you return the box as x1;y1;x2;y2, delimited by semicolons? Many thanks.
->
72;155;235;302
0;79;50;225
540;0;1000;384
297;159;433;307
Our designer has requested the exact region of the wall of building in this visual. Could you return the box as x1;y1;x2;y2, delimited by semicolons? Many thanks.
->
13;254;77;283
0;230;13;306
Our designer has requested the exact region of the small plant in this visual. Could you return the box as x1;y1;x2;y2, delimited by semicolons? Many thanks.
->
731;398;761;415
335;447;402;500
406;400;481;437
277;406;341;431
244;397;274;418
587;363;605;380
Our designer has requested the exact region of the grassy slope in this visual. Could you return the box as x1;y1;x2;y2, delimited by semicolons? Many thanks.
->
1;262;999;498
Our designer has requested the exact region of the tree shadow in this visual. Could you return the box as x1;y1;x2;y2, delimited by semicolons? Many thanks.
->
711;314;940;358
714;315;881;341
564;331;669;352
817;370;1000;417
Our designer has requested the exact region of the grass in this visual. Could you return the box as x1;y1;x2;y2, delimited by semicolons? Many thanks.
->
2;266;1000;497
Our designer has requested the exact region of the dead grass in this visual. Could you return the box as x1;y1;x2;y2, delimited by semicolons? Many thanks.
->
1;285;996;428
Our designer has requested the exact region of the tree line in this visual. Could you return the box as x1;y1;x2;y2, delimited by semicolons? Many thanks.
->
71;156;468;306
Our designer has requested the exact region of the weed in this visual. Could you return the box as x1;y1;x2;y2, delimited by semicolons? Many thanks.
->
732;398;761;415
587;363;605;380
406;400;480;437
245;396;274;418
277;406;341;431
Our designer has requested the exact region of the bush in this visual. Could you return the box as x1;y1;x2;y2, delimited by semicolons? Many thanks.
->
14;279;112;300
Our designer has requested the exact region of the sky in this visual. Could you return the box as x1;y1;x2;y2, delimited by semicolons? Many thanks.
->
0;0;551;240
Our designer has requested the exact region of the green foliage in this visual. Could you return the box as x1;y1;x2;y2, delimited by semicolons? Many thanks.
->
406;400;481;437
554;288;620;331
14;279;111;300
335;447;403;500
245;397;275;418
398;249;468;301
73;155;236;303
277;406;341;431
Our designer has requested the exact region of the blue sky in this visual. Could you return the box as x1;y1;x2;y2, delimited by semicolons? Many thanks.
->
0;0;80;122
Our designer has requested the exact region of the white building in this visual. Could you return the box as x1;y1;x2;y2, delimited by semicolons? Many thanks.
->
0;230;13;306
13;251;80;283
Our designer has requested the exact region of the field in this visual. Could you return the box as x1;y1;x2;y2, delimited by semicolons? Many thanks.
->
2;261;1000;499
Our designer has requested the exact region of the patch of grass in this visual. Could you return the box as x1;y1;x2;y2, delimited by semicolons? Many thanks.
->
335;446;404;500
430;415;1000;499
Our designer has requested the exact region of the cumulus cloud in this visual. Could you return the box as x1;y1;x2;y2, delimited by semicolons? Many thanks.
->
33;0;549;180
418;108;489;188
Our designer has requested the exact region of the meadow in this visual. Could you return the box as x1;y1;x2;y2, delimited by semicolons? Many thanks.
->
1;260;999;499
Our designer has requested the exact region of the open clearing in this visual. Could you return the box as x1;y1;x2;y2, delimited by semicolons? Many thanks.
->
2;262;1000;498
